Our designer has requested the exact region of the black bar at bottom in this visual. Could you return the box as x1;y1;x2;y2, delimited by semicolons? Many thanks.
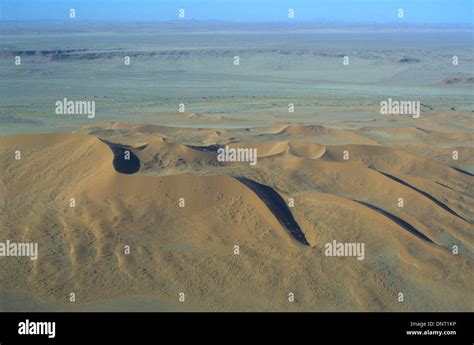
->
0;312;472;345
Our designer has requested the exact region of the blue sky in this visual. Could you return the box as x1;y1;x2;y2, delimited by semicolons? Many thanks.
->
1;0;472;24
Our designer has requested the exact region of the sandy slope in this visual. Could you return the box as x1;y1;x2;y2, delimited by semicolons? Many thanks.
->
0;125;472;311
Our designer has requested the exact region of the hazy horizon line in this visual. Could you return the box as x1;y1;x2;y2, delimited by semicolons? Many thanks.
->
1;19;472;29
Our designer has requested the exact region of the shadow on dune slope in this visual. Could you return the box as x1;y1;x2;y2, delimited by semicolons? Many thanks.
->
101;139;140;174
234;176;310;246
376;170;470;223
354;200;435;244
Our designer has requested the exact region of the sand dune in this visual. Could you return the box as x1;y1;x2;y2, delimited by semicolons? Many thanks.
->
359;126;429;140
255;124;378;145
1;128;472;312
228;140;325;160
322;144;472;190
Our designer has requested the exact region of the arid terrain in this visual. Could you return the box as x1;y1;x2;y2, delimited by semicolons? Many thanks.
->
0;23;473;311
